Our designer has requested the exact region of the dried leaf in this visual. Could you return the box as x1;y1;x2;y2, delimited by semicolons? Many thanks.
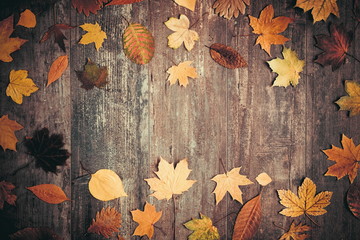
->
213;0;251;19
0;15;28;62
24;128;70;174
17;9;36;28
167;61;198;87
249;5;293;56
9;227;63;240
71;0;108;16
76;58;108;90
47;55;68;87
184;213;220;240
6;69;39;104
279;221;311;240
145;157;196;200
123;23;155;64
278;178;332;217
211;167;253;205
336;80;360;117
295;0;339;23
131;202;162;239
27;184;69;204
209;43;247;69
267;47;305;87
174;0;196;11
106;0;144;5
232;194;261;240
88;169;127;201
88;207;122;238
315;23;352;71
0;115;23;151
79;22;107;50
0;181;16;209
39;24;75;52
347;182;360;219
255;172;272;186
323;134;360;183
165;14;199;51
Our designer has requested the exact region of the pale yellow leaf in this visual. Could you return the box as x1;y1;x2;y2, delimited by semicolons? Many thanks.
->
6;70;38;104
255;172;272;186
79;22;107;50
167;61;198;87
174;0;196;11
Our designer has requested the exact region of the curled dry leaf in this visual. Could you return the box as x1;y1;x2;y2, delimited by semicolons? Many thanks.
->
48;55;68;87
167;61;198;87
347;182;360;219
88;207;122;238
17;9;36;28
0;115;23;151
336;80;360;117
255;172;272;186
79;22;107;50
76;58;108;90
88;169;127;201
0;181;17;209
184;213;220;240
6;69;39;104
39;24;75;52
106;0;144;5
232;194;261;240
131;202;162;239
71;0;108;16
174;0;196;11
9;227;63;240
27;184;70;204
209;43;247;69
295;0;339;23
279;221;311;240
213;0;251;19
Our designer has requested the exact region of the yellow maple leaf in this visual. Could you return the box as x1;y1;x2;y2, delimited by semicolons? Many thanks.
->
211;167;253;205
277;177;332;217
17;9;36;28
268;47;305;87
145;157;196;200
6;70;39;104
279;221;311;240
0;15;28;62
164;14;199;51
0;115;23;151
174;0;196;11
249;5;293;56
131;202;162;239
184;213;220;240
79;22;107;50
167;61;198;87
336;80;360;117
295;0;339;23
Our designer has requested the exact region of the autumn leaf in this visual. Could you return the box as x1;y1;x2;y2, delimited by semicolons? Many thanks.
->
27;184;69;204
88;169;127;201
314;23;353;71
267;47;305;87
0;15;28;62
88;207;121;238
209;43;247;69
279;221;311;240
232;194;261;240
131;202;162;239
335;80;360;117
9;227;63;240
39;24;75;52
184;213;220;240
24;128;70;174
106;0;144;5
48;55;68;87
6;69;39;104
347;182;360;219
295;0;339;23
76;58;108;90
71;0;108;16
255;172;272;186
213;0;251;19
79;22;107;50
174;0;196;11
322;134;360;183
211;167;253;205
0;115;23;151
17;9;36;28
167;61;198;87
249;5;293;56
277;177;332;217
145;157;196;200
0;181;16;209
165;14;199;51
123;23;155;64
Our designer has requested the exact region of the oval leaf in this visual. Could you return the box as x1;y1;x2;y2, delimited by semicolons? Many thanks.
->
347;182;360;219
47;55;68;87
17;9;36;28
209;43;247;69
106;0;144;5
10;227;63;240
232;194;261;240
27;184;69;204
123;23;155;65
89;169;127;201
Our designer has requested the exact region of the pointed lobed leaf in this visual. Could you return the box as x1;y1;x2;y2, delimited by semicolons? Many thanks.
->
39;24;75;52
279;221;311;240
167;61;198;87
27;184;70;204
76;58;109;90
79;22;107;50
295;0;339;23
6;70;39;104
336;80;360;117
0;115;23;151
131;202;162;239
184;213;220;240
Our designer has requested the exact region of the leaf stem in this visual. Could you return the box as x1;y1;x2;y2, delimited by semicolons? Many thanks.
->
219;158;227;173
79;161;92;175
189;12;209;29
119;14;130;27
305;213;320;227
213;211;237;225
272;222;287;231
172;195;176;240
345;52;360;63
10;159;34;176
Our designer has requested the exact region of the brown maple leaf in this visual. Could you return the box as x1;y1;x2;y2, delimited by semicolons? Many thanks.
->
76;58;108;90
39;24;75;52
323;134;360;183
0;181;17;209
88;207;121;238
0;115;23;151
315;23;353;71
72;0;108;16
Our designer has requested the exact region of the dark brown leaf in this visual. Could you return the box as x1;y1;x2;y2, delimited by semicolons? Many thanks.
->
76;58;108;90
0;181;16;209
24;128;70;174
9;227;63;240
209;43;247;69
71;0;108;16
347;182;360;219
39;24;75;52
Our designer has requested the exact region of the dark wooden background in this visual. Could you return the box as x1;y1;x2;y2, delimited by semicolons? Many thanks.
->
0;0;359;239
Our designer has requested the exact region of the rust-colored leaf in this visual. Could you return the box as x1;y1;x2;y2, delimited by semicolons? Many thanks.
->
0;115;23;151
71;0;108;16
347;182;360;219
106;0;144;5
232;194;261;240
209;43;247;69
27;184;70;204
0;181;17;209
47;55;68;87
9;227;63;240
88;207;122;238
39;24;75;52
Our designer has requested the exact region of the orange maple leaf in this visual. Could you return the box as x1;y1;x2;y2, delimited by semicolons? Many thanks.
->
88;207;121;238
249;5;293;56
323;134;360;183
0;115;23;151
131;202;162;239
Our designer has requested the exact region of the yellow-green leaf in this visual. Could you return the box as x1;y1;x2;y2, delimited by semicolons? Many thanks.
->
184;213;220;240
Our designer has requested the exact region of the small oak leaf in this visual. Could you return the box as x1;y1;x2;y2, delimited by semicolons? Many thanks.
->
6;70;39;104
76;58;108;90
79;22;107;50
39;24;75;52
0;115;23;151
131;202;162;239
295;0;339;23
0;181;17;209
336;81;360;117
279;221;311;240
88;207;122;238
167;61;198;87
213;0;251;19
17;9;36;28
174;0;196;11
184;213;220;240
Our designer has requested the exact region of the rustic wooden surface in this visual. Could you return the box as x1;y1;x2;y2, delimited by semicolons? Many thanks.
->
0;0;360;239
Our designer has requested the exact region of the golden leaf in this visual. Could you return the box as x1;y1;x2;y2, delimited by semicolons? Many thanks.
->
79;22;107;50
279;221;311;240
213;0;251;19
47;55;68;87
167;61;198;87
88;207;121;238
336;80;360;117
6;70;39;104
0;115;23;151
295;0;339;23
184;213;220;240
174;0;196;11
17;9;36;28
255;172;272;186
27;184;70;204
131;202;162;239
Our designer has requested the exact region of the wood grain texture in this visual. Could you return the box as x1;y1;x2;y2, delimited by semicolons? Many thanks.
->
0;0;359;239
